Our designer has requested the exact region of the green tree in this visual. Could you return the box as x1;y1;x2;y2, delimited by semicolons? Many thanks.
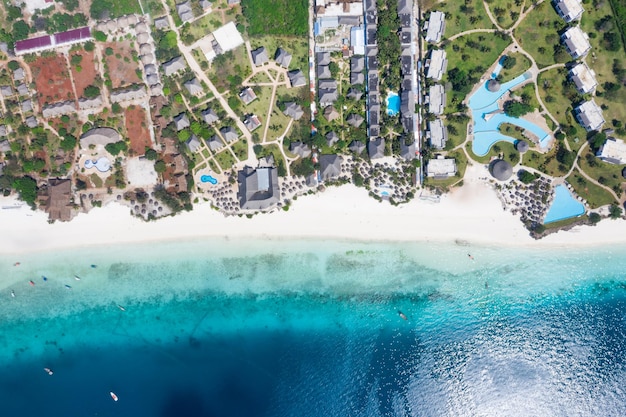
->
59;135;77;151
503;101;534;117
502;55;516;69
518;170;538;184
12;176;38;206
589;212;601;224
93;30;107;42
8;61;20;71
83;85;101;98
145;148;158;160
70;54;83;65
609;204;623;219
154;160;166;173
12;20;30;41
84;41;95;52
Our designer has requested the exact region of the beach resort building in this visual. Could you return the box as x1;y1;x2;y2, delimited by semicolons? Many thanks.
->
426;155;456;178
561;26;591;59
274;48;292;68
569;62;597;94
425;49;447;81
243;114;262;132
212;22;244;53
176;1;194;22
79;128;120;148
596;138;626;164
251;47;269;67
427;119;448;149
424;11;445;43
283;102;304;120
41;179;73;222
288;70;307;88
319;154;343;181
428;84;445;115
368;137;385;160
162;56;186;76
575;100;605;132
553;0;584;23
237;164;280;210
186;135;201;152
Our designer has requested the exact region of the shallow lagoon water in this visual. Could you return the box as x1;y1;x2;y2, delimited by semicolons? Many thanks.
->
2;239;626;416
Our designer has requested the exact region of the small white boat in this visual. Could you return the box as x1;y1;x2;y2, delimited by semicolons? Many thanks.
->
117;305;126;312
44;367;53;375
110;391;118;402
398;311;408;321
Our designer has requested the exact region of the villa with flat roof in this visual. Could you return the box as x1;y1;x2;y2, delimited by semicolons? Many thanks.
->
597;138;626;164
425;49;447;81
428;84;445;115
569;62;597;94
562;26;591;59
428;119;448;149
424;11;445;43
426;155;457;178
575;100;605;132
553;0;584;22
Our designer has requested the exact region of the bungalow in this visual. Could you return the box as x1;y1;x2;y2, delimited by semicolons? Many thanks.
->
78;96;103;110
0;85;13;97
326;131;339;146
13;68;25;82
318;88;338;105
25;116;38;128
176;1;194;22
400;141;417;160
201;108;219;124
317;65;332;79
368;137;385;159
274;48;292;68
154;17;169;29
351;56;365;73
575;100;604;132
186;134;201;152
184;77;203;96
424;11;446;43
239;87;257;105
237;164;280;210
346;113;364;128
174;113;190;131
323;105;340;121
316;51;331;66
398;0;411;15
244;114;262;132
283;102;304;120
110;87;147;103
428;84;446;115
596;138;626;164
425;49;447;81
251;46;269;66
562;26;591;59
428;119;448;149
16;83;29;96
207;135;224;152
426;155;457;178
347;88;362;100
553;0;584;23
42;101;75;118
0;126;8;138
288;69;306;88
220;126;239;142
43;179;73;222
569;62;597;94
350;72;364;85
289;141;311;158
162;56;186;76
349;140;366;154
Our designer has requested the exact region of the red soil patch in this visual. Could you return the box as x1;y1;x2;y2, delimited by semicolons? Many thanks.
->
104;40;142;89
30;54;75;107
125;106;152;156
69;50;98;99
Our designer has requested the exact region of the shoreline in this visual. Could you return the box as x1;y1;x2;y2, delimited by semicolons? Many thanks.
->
4;164;626;255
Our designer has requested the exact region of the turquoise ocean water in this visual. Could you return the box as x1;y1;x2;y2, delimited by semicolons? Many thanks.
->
1;238;626;416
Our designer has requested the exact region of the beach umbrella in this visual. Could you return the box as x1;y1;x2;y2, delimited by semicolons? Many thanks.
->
516;140;529;153
490;159;513;181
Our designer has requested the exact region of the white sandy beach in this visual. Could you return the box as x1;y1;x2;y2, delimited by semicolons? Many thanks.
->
1;164;626;254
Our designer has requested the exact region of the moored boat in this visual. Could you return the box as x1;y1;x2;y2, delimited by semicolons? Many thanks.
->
110;392;118;401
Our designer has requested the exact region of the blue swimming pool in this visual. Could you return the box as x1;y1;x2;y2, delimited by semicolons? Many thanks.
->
491;56;506;79
200;175;218;185
468;65;551;156
543;185;586;224
386;92;400;116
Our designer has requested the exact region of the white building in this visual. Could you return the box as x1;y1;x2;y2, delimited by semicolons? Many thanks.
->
425;11;445;43
350;26;365;56
213;22;244;53
575;100;605;132
562;26;591;59
427;119;448;149
597;138;626;164
426;155;456;178
428;84;445;116
553;0;584;23
426;49;447;81
569;62;597;94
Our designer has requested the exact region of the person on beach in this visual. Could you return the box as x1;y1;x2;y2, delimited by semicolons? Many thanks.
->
11;290;15;298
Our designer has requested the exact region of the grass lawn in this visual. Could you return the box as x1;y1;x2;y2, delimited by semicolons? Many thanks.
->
242;86;273;135
566;169;616;208
499;122;528;142
435;0;493;39
544;214;588;229
231;138;249;160
465;141;519;165
513;1;569;68
484;0;524;29
536;67;582;139
247;72;273;84
580;0;626;131
515;83;541;110
498;52;532;82
424;150;468;188
255;143;287;174
181;14;230;46
444;115;469;150
577;147;624;198
241;0;308;37
249;35;309;72
208;158;220;173
214;149;237;171
444;32;511;106
523;146;564;177
207;46;252;93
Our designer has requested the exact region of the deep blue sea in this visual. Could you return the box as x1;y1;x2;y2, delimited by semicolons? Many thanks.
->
2;238;626;416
